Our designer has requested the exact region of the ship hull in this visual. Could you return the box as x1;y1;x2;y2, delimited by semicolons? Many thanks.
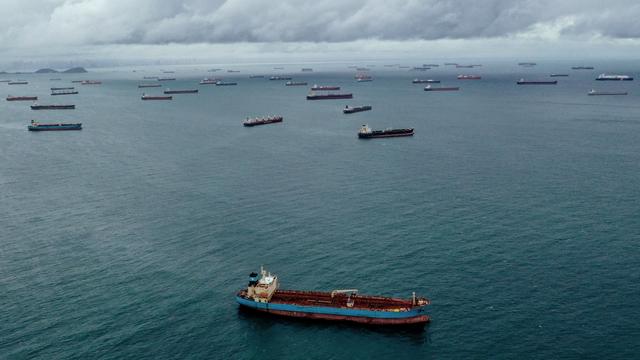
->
28;124;82;131
307;94;352;100
359;132;413;139
236;296;429;325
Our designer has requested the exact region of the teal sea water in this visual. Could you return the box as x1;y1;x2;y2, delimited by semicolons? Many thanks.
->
1;61;639;359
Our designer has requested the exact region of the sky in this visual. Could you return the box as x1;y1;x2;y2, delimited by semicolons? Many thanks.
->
2;0;640;70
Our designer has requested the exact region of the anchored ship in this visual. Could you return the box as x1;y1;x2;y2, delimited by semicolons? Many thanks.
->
412;79;440;84
215;81;237;86
28;120;81;131
6;95;37;101
358;124;414;139
8;80;28;85
343;105;372;114
270;76;292;81
572;66;594;70
550;74;569;77
157;77;176;81
457;75;481;80
285;81;308;86
81;80;101;85
596;74;633;81
516;79;558;85
236;267;430;325
243;116;283;127
356;75;373;82
31;104;75;110
141;94;172;100
164;89;198;94
424;85;459;91
311;85;340;91
51;89;79;95
199;78;220;85
307;92;352;100
138;83;162;88
588;89;628;96
249;75;265;78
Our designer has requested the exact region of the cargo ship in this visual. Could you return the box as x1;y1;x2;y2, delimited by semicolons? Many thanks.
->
157;77;176;81
270;76;292;80
51;89;79;95
243;116;283;127
423;64;440;67
457;75;481;80
216;81;237;86
31;104;75;110
550;74;569;77
81;80;101;85
164;89;198;94
596;74;633;81
143;76;159;79
138;83;162;88
141;94;172;100
236;267;430;325
301;68;313;72
424;85;460;91
358;124;414;139
249;75;265;78
285;81;308;86
307;92;352;100
356;76;373;82
343;105;372;114
28;120;81;131
51;87;75;91
0;79;11;82
6;95;38;101
516;79;558;85
455;65;474;68
412;79;440;84
311;85;340;91
588;89;628;96
8;80;28;85
572;66;594;70
518;62;537;66
412;67;430;71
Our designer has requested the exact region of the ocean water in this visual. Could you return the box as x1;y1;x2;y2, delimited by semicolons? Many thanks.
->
1;61;639;359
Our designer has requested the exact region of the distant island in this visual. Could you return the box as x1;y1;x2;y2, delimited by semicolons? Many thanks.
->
2;67;88;74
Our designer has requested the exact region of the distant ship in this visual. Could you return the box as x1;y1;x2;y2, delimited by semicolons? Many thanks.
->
301;68;313;72
355;75;373;82
227;70;240;73
423;64;440;67
356;67;370;71
249;75;265;78
455;65;474;68
31;104;75;110
444;63;459;66
0;79;11;82
358;124;414;139
141;94;172;100
199;78;219;85
51;87;75;91
8;80;28;85
51;89;79;95
588;89;628;96
516;79;558;85
243;116;283;127
215;81;237;86
28;120;81;131
285;81;308;86
143;76;159;79
270;76;292;80
550;74;569;77
138;83;162;88
157;77;176;81
571;66;594;70
311;85;340;91
7;95;37;101
81;80;101;85
164;89;198;94
412;79;440;84
457;75;481;80
518;62;537;66
412;67;430;71
236;267;430;325
596;74;633;81
307;92;352;100
424;85;460;91
343;105;372;114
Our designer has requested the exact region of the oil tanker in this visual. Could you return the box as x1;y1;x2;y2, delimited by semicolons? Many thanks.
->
141;94;172;100
343;105;372;114
516;79;558;85
28;120;81;131
358;124;414;139
307;92;352;100
236;267;430;325
164;89;198;94
6;96;38;101
31;104;75;110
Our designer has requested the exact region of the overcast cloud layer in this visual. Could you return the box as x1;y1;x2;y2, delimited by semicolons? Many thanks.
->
3;0;640;46
2;0;640;68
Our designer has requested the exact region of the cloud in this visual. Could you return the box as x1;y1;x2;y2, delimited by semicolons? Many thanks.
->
2;0;640;49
